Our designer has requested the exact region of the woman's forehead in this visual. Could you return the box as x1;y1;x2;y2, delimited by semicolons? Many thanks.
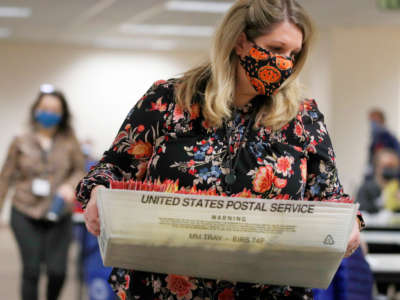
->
256;21;303;50
38;95;62;109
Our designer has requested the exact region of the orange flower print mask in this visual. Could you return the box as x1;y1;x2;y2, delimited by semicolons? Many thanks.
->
239;44;294;96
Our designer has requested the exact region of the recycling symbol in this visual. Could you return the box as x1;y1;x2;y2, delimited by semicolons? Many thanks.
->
323;234;335;245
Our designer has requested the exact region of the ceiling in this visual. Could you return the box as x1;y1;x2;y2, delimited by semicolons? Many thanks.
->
0;0;399;51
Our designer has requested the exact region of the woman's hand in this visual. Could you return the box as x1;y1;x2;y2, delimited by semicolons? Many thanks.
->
84;185;105;236
344;220;361;257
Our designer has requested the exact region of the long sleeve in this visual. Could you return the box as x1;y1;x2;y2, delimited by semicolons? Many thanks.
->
0;137;18;211
64;133;86;188
301;100;350;202
75;80;171;207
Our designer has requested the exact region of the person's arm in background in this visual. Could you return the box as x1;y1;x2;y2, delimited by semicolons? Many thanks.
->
332;262;348;300
0;137;18;219
313;262;348;300
301;99;364;257
75;80;171;235
57;133;86;206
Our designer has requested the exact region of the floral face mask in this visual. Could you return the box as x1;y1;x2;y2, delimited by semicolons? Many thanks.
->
239;44;295;96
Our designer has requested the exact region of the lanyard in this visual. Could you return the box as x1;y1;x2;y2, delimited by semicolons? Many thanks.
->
40;148;52;177
36;136;53;177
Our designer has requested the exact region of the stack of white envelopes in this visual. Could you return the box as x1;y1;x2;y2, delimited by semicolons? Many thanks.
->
97;188;358;289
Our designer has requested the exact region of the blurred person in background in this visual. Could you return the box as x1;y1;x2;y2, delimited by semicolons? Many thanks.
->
365;109;400;180
0;86;85;300
356;148;400;298
357;148;400;213
77;0;364;299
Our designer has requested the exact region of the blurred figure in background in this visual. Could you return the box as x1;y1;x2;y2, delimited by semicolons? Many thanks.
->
0;85;85;300
366;109;400;179
74;139;115;300
359;111;400;299
358;148;400;213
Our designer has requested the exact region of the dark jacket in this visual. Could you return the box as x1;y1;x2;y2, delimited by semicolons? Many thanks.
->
313;247;373;300
356;178;381;213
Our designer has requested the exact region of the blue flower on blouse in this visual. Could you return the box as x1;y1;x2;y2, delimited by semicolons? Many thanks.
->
310;111;319;120
200;144;209;152
310;184;321;196
249;142;265;158
199;167;209;180
238;126;245;135
317;173;327;184
210;166;221;177
194;152;205;161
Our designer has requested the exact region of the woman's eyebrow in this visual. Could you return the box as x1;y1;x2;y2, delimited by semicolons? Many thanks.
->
268;40;302;52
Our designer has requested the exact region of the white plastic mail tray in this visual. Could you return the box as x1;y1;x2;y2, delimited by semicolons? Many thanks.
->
97;188;358;289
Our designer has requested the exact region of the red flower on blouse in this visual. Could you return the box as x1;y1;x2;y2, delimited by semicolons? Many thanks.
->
154;79;167;86
300;158;307;182
117;289;126;300
302;99;314;112
150;97;167;112
233;188;253;198
127;140;153;159
253;165;274;193
274;177;288;189
275;194;290;200
293;146;303;152
276;156;294;176
190;103;200;120
294;123;303;137
188;169;197;175
113;131;128;145
281;123;290;131
124;274;130;290
173;104;185;122
202;120;211;130
165;275;196;300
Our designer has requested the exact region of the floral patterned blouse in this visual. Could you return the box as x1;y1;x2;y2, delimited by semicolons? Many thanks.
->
76;79;354;300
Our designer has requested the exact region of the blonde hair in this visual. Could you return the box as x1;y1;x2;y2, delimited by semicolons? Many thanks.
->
175;0;315;130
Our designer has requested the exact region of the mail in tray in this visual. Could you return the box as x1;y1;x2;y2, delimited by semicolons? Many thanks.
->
97;184;358;289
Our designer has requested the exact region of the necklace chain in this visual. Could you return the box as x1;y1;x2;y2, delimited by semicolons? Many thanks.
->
224;108;257;187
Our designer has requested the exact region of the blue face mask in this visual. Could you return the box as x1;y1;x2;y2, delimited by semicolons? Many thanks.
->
370;120;384;138
35;111;61;128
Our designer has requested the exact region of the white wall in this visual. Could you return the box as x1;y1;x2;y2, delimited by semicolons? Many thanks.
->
0;42;207;162
301;26;400;196
300;27;333;130
330;26;400;195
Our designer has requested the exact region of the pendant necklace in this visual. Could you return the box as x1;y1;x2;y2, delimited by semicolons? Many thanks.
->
224;107;258;186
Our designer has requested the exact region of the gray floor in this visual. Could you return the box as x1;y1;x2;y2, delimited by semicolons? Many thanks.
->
0;225;84;300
